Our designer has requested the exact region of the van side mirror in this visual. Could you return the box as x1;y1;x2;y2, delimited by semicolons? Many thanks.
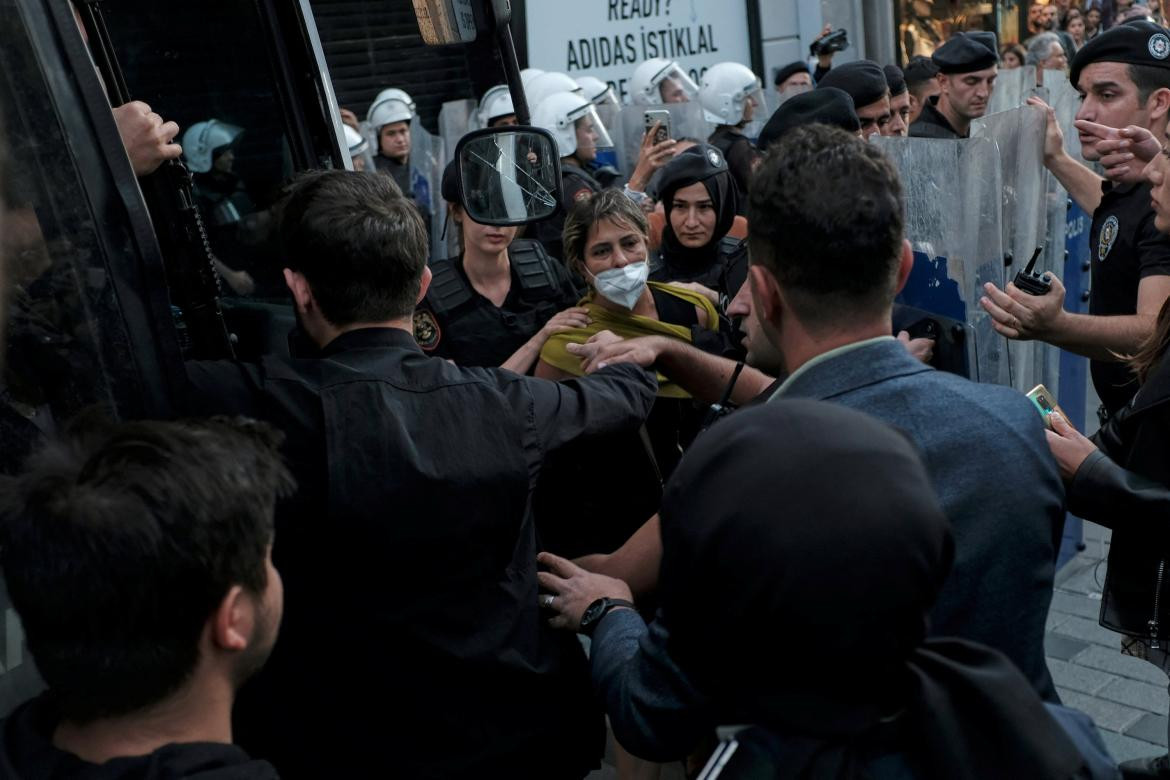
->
455;127;561;226
411;0;479;45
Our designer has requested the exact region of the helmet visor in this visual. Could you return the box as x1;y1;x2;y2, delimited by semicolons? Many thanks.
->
654;64;700;103
567;103;615;152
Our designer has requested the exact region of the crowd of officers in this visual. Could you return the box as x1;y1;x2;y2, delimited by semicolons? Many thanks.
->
9;8;1170;780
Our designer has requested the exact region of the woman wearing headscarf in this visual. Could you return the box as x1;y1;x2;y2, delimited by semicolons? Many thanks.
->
538;401;1113;778
651;144;744;304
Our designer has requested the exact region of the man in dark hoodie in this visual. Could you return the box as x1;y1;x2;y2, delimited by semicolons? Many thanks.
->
0;417;290;780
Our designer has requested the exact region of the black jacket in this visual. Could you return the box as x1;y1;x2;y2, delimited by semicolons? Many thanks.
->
909;98;963;140
184;327;657;779
1067;355;1170;639
0;696;278;779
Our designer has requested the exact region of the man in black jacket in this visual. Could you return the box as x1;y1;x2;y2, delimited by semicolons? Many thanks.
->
187;170;658;779
0;418;290;779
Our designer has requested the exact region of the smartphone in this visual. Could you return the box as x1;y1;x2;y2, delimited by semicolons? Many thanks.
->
644;110;671;144
1026;384;1067;430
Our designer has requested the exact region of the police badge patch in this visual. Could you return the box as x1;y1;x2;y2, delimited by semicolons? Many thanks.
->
1098;215;1119;262
413;309;441;350
707;149;723;168
1151;33;1170;60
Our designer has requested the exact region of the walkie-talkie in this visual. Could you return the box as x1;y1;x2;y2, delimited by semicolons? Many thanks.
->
1013;246;1051;296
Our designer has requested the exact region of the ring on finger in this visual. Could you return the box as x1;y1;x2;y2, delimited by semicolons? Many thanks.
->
542;594;555;608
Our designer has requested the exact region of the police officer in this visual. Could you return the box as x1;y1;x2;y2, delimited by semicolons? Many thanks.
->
367;88;432;233
531;91;614;261
981;21;1170;419
413;160;585;370
909;32;998;139
885;64;912;136
700;62;765;215
652;144;742;298
628;57;700;105
477;84;517;128
903;55;941;126
816;60;893;139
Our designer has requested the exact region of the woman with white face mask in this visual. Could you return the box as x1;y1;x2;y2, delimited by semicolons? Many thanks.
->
535;189;725;478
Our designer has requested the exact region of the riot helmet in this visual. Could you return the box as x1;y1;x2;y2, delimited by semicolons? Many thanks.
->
526;72;584;111
367;87;416;121
343;124;369;157
477;84;517;128
181;119;243;174
520;68;545;90
700;62;766;126
576;75;619;108
532;91;614;160
629;58;700;105
368;96;414;130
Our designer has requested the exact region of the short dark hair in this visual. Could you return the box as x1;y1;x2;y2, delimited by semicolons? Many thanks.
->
562;188;649;278
747;124;905;328
1129;63;1170;103
279;170;429;325
0;417;294;723
903;55;940;96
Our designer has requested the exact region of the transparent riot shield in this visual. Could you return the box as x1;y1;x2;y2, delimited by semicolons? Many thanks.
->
409;117;446;261
971;103;1056;393
872;135;1010;386
615;100;714;174
987;65;1041;115
439;98;477;166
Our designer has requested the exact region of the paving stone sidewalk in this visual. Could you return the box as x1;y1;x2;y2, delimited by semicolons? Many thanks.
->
1048;521;1169;764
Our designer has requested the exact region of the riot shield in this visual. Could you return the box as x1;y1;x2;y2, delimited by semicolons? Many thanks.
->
971;104;1056;393
409;117;446;261
872;135;1010;386
987;66;1041;115
439;98;477;166
615;100;714;174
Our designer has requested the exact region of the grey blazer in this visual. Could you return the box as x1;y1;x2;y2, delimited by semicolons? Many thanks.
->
777;338;1064;701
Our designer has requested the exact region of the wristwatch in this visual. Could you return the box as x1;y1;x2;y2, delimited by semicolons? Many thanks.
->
579;597;636;637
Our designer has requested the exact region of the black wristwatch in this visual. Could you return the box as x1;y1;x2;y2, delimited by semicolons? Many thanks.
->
579;597;636;637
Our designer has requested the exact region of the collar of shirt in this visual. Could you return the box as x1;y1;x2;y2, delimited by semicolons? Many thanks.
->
319;326;420;357
768;335;897;402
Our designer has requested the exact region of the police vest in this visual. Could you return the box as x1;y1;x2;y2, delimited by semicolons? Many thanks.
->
421;240;570;367
652;235;746;298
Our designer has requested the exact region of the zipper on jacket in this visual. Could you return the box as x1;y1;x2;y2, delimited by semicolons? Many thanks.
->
1150;560;1166;650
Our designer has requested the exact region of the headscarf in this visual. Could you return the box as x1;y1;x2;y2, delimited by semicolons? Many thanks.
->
539;282;719;399
657;145;739;277
658;401;1087;780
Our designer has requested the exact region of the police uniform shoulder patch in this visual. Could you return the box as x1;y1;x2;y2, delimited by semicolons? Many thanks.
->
1098;215;1120;262
572;188;594;203
1151;33;1170;60
707;149;724;168
413;309;441;350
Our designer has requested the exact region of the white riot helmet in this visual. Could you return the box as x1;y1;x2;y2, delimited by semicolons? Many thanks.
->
699;62;766;125
181;119;243;173
533;91;615;159
477;84;516;127
367;96;414;130
519;68;545;90
629;58;700;105
526;72;584;111
343;124;369;157
575;75;619;108
367;88;416;121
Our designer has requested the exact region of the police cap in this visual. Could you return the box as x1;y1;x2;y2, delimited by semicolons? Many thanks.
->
884;64;908;96
816;60;889;108
758;87;860;150
774;60;811;87
1070;20;1170;88
932;32;999;74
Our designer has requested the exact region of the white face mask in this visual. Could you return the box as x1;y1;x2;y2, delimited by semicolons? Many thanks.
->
592;262;650;310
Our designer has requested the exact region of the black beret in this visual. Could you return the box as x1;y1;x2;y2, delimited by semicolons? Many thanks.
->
816;60;889;108
774;60;811;87
758;87;860;150
657;143;728;187
884;64;907;96
441;159;461;205
1070;20;1170;88
902;55;940;88
932;32;999;74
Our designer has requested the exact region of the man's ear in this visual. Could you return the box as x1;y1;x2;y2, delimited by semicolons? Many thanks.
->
211;585;254;653
283;268;313;314
749;264;783;326
894;239;915;295
416;265;433;305
1147;87;1170;125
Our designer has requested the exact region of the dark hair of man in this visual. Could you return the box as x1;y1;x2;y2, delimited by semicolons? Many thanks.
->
1129;63;1170;103
903;55;940;96
562;188;650;278
747;124;904;329
278;170;428;325
0;416;295;723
